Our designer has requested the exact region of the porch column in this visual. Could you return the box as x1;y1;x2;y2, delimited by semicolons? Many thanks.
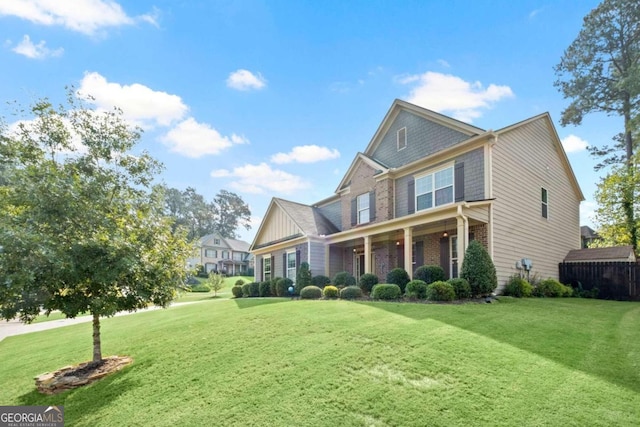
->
404;227;413;279
456;214;467;273
364;236;372;274
324;244;330;277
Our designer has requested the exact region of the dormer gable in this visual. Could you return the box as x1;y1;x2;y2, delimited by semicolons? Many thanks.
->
336;153;389;193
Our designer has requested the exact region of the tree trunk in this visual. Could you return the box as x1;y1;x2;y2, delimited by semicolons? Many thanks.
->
92;312;102;363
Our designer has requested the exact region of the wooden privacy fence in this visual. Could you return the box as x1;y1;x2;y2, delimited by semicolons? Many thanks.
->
559;262;640;301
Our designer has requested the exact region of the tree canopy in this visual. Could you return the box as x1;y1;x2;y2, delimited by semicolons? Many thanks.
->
0;91;192;362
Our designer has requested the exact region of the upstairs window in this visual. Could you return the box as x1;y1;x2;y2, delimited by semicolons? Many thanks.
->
397;127;407;151
415;166;454;211
542;188;548;219
214;238;220;245
205;249;217;258
357;193;370;224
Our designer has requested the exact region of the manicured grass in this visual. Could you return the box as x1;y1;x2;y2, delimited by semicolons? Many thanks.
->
1;298;638;426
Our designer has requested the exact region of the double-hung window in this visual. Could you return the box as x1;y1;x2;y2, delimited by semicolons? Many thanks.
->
541;188;549;219
263;256;271;281
287;252;296;281
415;165;454;211
205;249;217;258
357;193;370;224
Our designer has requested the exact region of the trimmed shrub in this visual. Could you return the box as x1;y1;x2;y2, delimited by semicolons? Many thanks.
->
359;273;379;294
461;240;498;297
502;275;533;298
448;278;472;299
275;277;293;297
190;284;211;292
372;284;402;300
426;281;456;301
405;280;428;299
231;285;243;298
259;281;272;297
185;275;199;285
269;278;279;297
300;286;322;299
249;282;260;297
241;283;251;297
295;262;312;294
340;286;362;300
414;265;446;285
234;279;246;287
333;271;356;288
533;279;569;298
312;275;331;288
386;268;410;293
323;285;339;299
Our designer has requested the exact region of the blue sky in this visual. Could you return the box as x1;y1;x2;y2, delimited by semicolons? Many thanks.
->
0;0;613;243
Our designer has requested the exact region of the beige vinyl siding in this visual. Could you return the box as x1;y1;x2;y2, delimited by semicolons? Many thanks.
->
254;206;303;247
492;118;581;288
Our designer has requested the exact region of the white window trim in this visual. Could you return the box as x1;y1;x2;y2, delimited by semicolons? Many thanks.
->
263;254;272;281
414;162;455;212
542;187;549;219
397;127;407;151
286;251;297;282
357;193;370;224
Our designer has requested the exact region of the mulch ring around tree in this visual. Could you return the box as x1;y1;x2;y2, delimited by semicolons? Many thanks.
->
35;355;133;395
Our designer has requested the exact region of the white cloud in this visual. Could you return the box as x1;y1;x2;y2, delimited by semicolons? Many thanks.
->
11;34;63;59
160;118;244;158
210;163;310;194
437;59;450;68
580;200;597;228
271;145;340;164
226;69;267;91
8;118;86;155
529;8;543;19
561;134;588;153
0;0;155;36
399;71;514;122
78;71;188;128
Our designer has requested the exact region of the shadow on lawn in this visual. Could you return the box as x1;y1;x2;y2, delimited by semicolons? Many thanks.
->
357;299;640;393
233;298;291;309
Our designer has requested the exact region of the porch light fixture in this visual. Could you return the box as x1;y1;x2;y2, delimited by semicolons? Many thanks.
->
442;220;448;238
396;241;400;246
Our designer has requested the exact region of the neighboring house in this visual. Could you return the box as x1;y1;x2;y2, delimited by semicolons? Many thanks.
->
580;225;600;248
564;245;636;263
250;99;584;289
189;233;254;276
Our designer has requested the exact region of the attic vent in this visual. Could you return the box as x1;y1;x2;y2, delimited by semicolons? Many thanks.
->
397;127;407;151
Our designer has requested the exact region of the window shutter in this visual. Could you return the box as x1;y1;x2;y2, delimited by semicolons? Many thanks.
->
260;258;264;279
455;162;465;202
351;197;357;226
296;249;301;267
271;256;275;276
283;253;287;277
408;179;415;214
369;190;376;221
440;237;450;280
415;240;424;269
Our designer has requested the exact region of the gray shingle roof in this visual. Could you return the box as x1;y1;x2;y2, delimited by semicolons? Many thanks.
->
564;245;635;262
275;198;340;236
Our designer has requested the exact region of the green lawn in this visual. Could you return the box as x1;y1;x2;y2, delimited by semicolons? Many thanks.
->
1;297;638;426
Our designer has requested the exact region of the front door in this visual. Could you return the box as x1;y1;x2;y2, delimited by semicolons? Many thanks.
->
450;235;458;278
355;253;365;279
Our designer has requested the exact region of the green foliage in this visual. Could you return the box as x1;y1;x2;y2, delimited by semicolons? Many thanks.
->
323;285;339;299
358;273;379;294
235;279;246;287
426;281;456;301
311;275;331;288
241;283;251;298
533;279;572;298
371;284;402;300
405;280;428;300
0;91;192;362
206;272;224;296
333;271;356;288
295;262;312;294
195;264;208;278
413;265;446;284
259;281;271;297
190;284;211;292
300;286;322;300
503;275;533;298
461;241;498;297
448;278;472;299
249;282;260;297
386;268;410;293
231;286;244;298
276;278;293;297
269;277;279;297
339;286;362;300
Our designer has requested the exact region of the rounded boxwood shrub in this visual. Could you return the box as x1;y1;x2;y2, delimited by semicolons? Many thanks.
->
333;271;356;288
413;265;446;285
323;285;339;299
231;285;243;298
275;277;293;297
269;277;279;297
448;278;472;299
241;283;251;297
533;278;567;297
405;280;428;299
371;283;402;300
461;240;497;297
235;279;245;287
386;268;410;293
190;284;211;292
249;282;260;297
312;275;331;288
300;285;322;299
340;286;362;300
503;275;533;298
359;273;379;294
259;281;272;297
426;281;456;301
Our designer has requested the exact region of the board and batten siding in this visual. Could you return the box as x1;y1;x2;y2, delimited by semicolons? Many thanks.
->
254;204;302;247
491;118;581;288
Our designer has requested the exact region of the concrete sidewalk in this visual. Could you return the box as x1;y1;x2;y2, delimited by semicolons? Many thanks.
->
0;302;202;342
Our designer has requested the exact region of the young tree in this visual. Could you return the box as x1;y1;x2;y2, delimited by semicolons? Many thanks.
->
206;272;225;297
0;91;192;363
460;241;497;297
295;262;312;294
554;0;640;249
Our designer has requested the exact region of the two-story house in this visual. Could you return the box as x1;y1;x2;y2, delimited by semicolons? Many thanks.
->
250;99;583;289
189;233;254;276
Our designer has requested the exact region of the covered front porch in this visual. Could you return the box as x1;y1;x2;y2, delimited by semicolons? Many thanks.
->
325;201;492;280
